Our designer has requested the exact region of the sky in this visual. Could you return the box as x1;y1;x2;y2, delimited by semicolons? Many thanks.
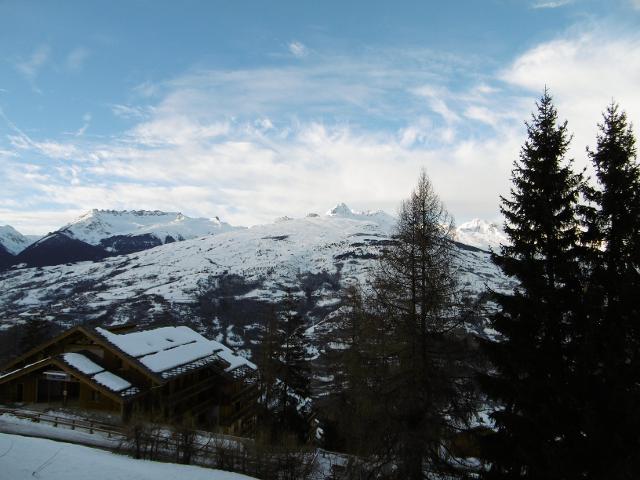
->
0;0;639;235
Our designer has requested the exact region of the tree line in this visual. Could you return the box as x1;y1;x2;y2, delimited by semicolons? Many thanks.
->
289;90;638;479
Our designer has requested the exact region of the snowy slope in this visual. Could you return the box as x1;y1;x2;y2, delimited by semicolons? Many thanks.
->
0;205;512;339
0;432;256;480
455;219;508;252
60;209;238;245
0;225;38;255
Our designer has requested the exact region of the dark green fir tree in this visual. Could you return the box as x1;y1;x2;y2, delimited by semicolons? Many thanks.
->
480;90;586;479
581;103;640;478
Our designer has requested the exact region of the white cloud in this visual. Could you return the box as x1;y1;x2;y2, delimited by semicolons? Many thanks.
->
111;104;150;119
5;26;640;233
501;29;640;169
531;0;573;8
0;208;85;235
15;45;51;89
411;85;460;125
288;41;308;58
128;116;230;146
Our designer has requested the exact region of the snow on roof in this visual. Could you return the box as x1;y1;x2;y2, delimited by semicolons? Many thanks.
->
0;357;51;381
61;352;132;393
92;371;132;392
94;326;256;376
63;352;104;375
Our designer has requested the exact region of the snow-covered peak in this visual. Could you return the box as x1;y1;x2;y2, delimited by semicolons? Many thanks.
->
0;225;38;255
326;202;354;217
59;209;239;245
455;219;508;251
325;203;396;232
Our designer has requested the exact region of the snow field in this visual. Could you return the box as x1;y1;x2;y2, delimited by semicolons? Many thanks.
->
0;432;257;480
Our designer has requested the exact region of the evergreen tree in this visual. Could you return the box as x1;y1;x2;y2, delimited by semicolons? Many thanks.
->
257;292;312;442
277;292;311;412
581;103;640;477
480;90;585;479
19;317;55;354
324;285;394;469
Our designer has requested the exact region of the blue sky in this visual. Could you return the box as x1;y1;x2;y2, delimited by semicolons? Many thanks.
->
1;0;639;234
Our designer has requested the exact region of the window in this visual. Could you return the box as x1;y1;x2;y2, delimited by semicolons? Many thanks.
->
91;390;101;402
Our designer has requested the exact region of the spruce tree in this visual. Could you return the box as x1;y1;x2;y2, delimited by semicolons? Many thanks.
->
581;103;640;477
480;90;585;479
257;292;312;442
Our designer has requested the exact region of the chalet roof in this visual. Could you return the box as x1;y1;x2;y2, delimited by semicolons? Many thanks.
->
93;326;256;380
62;352;133;393
0;353;139;402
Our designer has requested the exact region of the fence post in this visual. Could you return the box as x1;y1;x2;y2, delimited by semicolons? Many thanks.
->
89;421;93;434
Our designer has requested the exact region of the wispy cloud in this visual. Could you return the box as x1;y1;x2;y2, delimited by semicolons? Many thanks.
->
288;41;308;58
73;113;92;137
531;0;573;8
15;45;51;92
111;104;151;120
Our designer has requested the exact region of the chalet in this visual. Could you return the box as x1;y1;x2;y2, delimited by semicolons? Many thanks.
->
0;324;259;435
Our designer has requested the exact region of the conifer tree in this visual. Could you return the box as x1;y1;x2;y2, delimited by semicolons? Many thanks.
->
581;103;640;477
336;170;476;479
325;285;394;467
257;292;312;442
480;90;585;479
19;318;55;353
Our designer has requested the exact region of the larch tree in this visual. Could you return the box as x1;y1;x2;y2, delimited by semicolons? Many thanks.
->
361;169;476;479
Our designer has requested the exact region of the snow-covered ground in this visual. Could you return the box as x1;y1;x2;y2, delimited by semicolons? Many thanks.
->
0;412;121;449
0;432;256;480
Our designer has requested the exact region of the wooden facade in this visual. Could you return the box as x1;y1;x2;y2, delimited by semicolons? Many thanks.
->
0;325;259;435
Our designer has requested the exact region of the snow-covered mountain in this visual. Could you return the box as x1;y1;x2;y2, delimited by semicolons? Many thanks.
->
325;202;397;230
0;205;512;348
12;210;239;268
59;209;237;246
0;225;39;255
455;219;508;252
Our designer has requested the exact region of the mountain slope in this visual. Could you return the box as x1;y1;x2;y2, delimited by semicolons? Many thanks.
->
455;219;508;251
15;232;108;268
0;205;513;344
0;225;38;255
11;210;239;267
59;209;238;246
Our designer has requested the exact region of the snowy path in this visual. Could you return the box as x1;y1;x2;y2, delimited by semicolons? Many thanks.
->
0;432;256;480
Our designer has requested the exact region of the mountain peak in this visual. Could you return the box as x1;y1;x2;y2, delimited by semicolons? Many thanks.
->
455;219;507;251
0;225;39;255
326;202;354;217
